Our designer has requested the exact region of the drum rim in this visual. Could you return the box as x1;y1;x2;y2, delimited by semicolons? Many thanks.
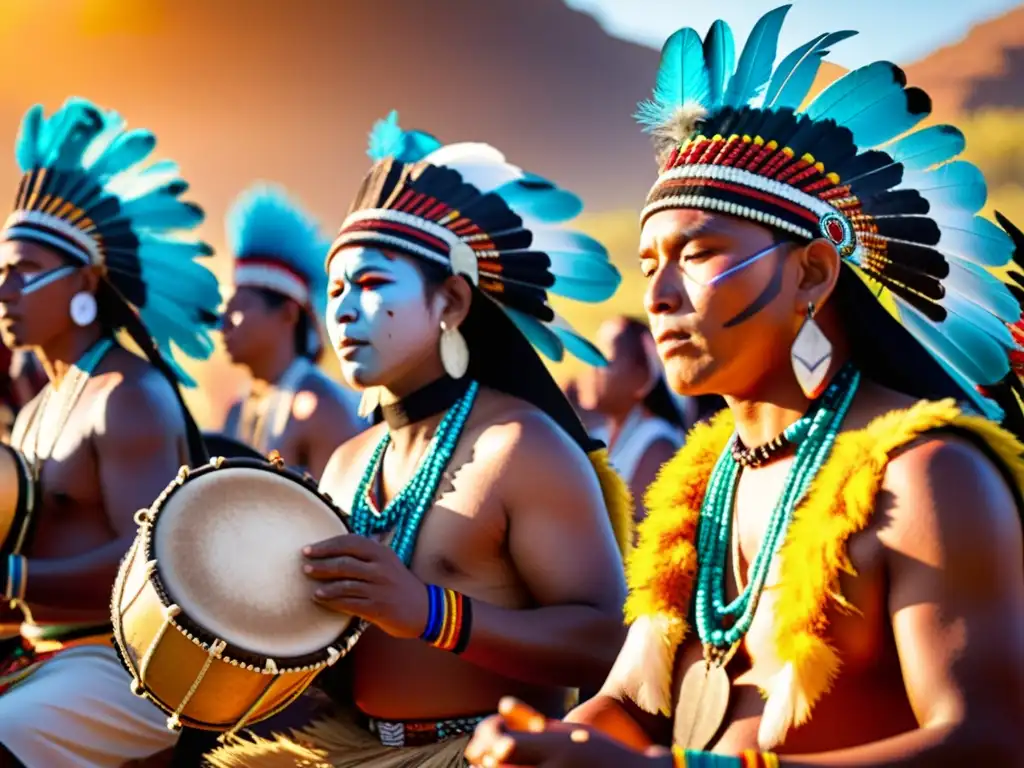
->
0;442;36;555
127;457;365;671
201;432;266;462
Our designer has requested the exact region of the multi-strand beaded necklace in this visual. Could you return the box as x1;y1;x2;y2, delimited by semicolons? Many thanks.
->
348;381;479;566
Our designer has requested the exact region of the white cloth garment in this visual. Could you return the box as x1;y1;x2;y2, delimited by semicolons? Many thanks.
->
0;643;177;767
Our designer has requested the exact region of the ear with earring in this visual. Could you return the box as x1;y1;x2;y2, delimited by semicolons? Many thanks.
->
439;319;469;380
69;291;98;327
790;302;832;399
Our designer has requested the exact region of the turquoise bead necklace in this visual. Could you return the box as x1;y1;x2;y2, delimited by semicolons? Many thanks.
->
694;364;861;657
349;381;479;566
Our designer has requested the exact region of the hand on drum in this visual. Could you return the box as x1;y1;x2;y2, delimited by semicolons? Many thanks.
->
464;698;667;768
302;534;428;639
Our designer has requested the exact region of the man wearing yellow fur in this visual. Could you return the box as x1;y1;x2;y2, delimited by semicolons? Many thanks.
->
465;5;1024;767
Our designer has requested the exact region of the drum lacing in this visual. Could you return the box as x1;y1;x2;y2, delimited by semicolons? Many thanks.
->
165;635;228;732
133;602;183;701
219;658;282;741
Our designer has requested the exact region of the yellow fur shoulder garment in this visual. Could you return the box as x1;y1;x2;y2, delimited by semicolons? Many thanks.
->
607;398;1024;749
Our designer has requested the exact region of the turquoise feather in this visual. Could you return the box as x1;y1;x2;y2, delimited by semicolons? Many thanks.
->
636;27;710;131
494;181;583;224
505;307;565;362
765;30;857;110
884;125;965;171
14;105;44;171
945;260;1020;322
899;162;987;214
367;110;441;163
703;20;735;108
829;87;928;148
804;61;896;120
88;130;157;180
550;324;607;367
899;301;1006;419
935;214;1014;267
723;4;791;107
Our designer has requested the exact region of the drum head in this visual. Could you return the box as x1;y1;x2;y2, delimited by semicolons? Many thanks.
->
153;466;351;659
202;433;265;461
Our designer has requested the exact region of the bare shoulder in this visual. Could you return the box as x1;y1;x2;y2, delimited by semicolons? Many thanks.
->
295;368;359;422
879;429;1023;567
319;421;385;496
467;387;598;497
840;378;921;432
93;347;185;442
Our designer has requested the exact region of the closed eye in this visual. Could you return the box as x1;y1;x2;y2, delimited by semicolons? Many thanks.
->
355;274;392;290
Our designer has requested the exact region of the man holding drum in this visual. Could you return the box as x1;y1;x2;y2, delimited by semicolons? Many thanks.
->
207;114;634;766
221;184;364;477
0;98;220;766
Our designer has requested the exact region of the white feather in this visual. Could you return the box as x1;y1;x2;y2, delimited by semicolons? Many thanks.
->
758;661;797;750
603;614;684;716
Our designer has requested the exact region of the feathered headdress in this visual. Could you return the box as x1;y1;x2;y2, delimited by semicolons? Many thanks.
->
637;5;1019;419
2;97;220;386
226;184;330;356
330;111;622;367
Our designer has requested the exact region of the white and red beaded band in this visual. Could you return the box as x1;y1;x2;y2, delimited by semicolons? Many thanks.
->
234;261;310;307
2;210;101;266
642;164;858;257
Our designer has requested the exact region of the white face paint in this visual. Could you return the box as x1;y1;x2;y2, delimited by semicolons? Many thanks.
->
326;247;444;389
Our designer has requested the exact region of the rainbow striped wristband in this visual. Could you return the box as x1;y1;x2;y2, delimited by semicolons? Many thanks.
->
3;555;27;604
419;584;472;654
672;747;780;768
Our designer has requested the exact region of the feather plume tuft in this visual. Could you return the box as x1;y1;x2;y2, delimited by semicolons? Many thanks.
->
652;103;708;161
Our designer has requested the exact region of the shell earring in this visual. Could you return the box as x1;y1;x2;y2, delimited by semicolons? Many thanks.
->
70;292;98;327
358;387;381;420
439;321;469;380
790;302;832;399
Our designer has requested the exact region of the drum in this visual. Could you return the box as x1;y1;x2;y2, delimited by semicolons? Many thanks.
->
202;432;265;461
111;456;364;735
0;442;35;555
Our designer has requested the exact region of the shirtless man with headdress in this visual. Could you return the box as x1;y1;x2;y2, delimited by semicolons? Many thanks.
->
466;6;1024;767
206;111;634;767
0;98;220;767
220;184;363;477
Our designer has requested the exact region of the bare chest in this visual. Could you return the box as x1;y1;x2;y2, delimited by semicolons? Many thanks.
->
12;399;109;559
323;442;522;603
669;460;892;747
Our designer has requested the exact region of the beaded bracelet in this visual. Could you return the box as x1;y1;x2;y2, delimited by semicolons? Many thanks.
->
672;747;780;768
3;555;27;604
420;584;472;654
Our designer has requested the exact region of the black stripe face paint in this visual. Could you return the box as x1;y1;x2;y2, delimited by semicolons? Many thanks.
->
722;258;785;328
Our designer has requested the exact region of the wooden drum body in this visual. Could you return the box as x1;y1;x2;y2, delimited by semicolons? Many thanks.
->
112;457;363;735
0;442;35;555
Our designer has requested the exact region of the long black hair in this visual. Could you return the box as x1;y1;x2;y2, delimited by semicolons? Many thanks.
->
410;260;600;453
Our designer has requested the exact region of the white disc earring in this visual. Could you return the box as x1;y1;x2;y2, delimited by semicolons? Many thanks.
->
69;292;98;327
439;321;469;380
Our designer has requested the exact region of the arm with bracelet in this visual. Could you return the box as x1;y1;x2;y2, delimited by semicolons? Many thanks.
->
414;412;627;690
